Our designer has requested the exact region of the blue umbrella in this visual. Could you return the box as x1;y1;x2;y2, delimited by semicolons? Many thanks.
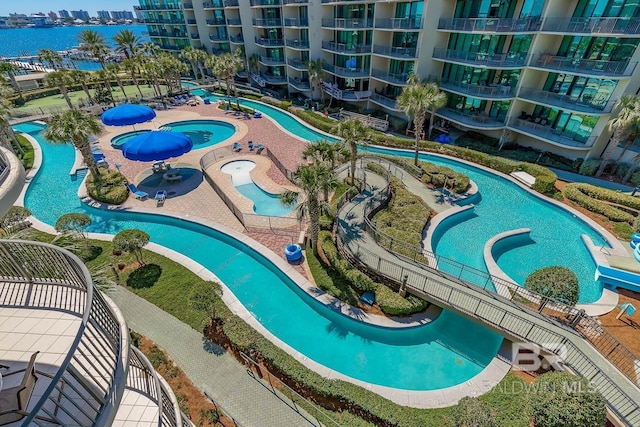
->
121;131;193;162
101;104;156;127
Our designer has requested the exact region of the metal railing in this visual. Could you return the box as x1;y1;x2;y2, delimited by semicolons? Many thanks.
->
532;53;637;77
438;77;515;98
254;36;284;46
337;162;640;422
0;147;10;183
508;118;597;148
542;16;640;35
375;16;422;30
203;391;243;426
438;17;541;32
252;18;283;27
433;48;528;67
285;38;310;49
372;44;417;58
518;87;613;114
321;17;374;29
239;352;341;427
322;40;372;54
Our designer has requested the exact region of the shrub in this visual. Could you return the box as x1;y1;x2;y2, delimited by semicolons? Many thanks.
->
189;281;222;311
635;215;640;232
524;266;579;306
86;169;129;204
452;396;496;427
614;163;631;180
528;371;606;427
419;162;470;193
578;159;601;176
113;228;150;265
562;183;637;224
0;206;31;234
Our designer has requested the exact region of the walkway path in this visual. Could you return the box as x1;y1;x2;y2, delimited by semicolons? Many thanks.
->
337;157;640;426
108;286;315;427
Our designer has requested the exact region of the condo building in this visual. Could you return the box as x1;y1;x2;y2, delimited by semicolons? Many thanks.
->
136;0;640;162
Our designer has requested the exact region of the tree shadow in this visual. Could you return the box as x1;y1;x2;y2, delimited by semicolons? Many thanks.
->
127;264;162;289
80;244;103;262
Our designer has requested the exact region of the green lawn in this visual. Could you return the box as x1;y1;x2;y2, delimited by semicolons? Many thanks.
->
16;134;34;169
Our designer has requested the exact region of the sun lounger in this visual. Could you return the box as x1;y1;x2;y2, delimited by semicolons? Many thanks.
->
127;183;148;200
255;144;265;154
155;190;166;207
232;142;242;152
359;291;375;306
248;140;254;150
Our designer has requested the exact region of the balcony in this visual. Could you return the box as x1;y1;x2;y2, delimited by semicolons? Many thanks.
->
372;44;418;59
260;55;286;66
191;33;200;39
202;0;224;8
288;76;311;90
375;16;422;30
284;17;308;27
432;48;527;68
209;33;228;42
532;53;637;77
283;0;308;4
370;93;401;110
321;0;375;3
206;18;226;26
252;18;283;27
323;63;370;78
0;147;25;216
541;17;640;36
438;17;541;33
518;87;613;114
250;0;282;5
225;0;239;6
187;18;196;24
255;36;284;47
135;4;183;11
371;69;409;86
149;31;189;38
158;43;187;51
143;18;186;25
227;18;242;25
508;118;597;149
262;73;288;84
285;38;310;49
321;17;374;29
229;34;244;43
439;78;515;99
287;58;308;70
437;108;506;129
183;2;193;8
323;81;371;100
322;40;372;55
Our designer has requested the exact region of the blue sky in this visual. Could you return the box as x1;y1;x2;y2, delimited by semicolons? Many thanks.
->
0;1;137;17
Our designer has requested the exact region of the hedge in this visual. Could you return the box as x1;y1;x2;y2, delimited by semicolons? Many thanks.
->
524;266;580;306
563;183;637;224
86;169;129;204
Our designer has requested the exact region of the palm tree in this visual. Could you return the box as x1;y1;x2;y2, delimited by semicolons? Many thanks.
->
0;63;23;100
307;58;325;103
208;51;243;107
106;63;129;102
622;151;640;183
68;69;94;105
92;69;116;106
121;58;145;98
397;76;447;166
303;139;348;170
280;162;336;254
45;70;74;110
78;29;110;70
112;29;140;59
180;46;206;80
45;110;103;179
37;49;63;70
596;95;640;177
331;118;374;185
611;130;638;176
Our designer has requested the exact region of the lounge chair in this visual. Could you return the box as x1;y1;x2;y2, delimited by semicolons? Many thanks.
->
255;144;265;155
253;112;262;118
232;142;242;152
0;352;40;426
359;291;375;306
127;183;149;200
248;140;254;150
155;190;167;207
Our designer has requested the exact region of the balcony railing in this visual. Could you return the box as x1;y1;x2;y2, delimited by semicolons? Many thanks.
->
144;18;186;25
148;31;188;38
252;18;283;27
254;36;284;46
190;33;200;39
433;48;528;68
229;34;244;43
323;63;370;78
260;55;286;65
372;44;418;58
371;68;410;86
206;18;226;25
508;117;597;148
288;76;311;89
438;17;541;33
375;16;423;30
321;17;374;29
287;58;308;69
370;93;400;110
438;78;515;98
135;4;182;11
283;0;308;4
261;73;288;84
225;0;239;6
323;82;371;100
187;18;196;24
202;0;224;8
518;87;613;114
183;2;194;8
227;18;242;25
285;38;309;49
322;40;372;54
532;53;637;77
437;108;507;129
250;0;282;5
542;17;640;35
209;33;228;41
284;17;308;27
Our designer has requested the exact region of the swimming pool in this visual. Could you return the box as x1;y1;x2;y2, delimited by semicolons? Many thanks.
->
110;119;235;150
18;122;501;391
220;160;295;216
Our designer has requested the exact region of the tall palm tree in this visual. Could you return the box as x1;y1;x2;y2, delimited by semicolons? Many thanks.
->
307;58;325;103
92;69;116;106
180;46;205;80
106;63;129;102
611;130;638;176
45;70;74;110
121;58;144;98
331;118;374;185
112;29;140;59
45;110;103;179
78;29;110;70
280;162;336;254
303;140;347;200
208;51;243;107
68;69;94;105
0;63;23;100
397;76;447;166
596;95;640;177
37;49;63;70
622;151;640;183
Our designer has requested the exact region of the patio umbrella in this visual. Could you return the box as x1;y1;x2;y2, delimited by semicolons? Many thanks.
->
121;130;193;162
101;104;156;127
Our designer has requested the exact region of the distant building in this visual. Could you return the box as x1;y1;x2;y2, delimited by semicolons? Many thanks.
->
47;11;57;20
58;9;69;19
70;10;90;21
97;10;111;20
29;13;53;28
8;13;28;27
111;10;134;21
0;18;14;29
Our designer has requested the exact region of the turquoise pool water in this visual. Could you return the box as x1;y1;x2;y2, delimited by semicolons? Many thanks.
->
18;122;501;391
191;89;339;144
110;119;235;149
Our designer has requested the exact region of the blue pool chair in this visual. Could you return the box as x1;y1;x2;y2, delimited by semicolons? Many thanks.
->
232;142;242;152
255;144;264;154
127;183;148;200
359;291;375;306
248;140;254;150
155;190;167;207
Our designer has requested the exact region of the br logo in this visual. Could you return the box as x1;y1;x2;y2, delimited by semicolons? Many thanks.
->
512;342;567;371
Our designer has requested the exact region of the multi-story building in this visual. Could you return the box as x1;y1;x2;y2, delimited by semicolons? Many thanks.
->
138;0;640;163
70;10;91;22
111;10;135;21
58;9;70;19
47;11;57;20
97;10;112;20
